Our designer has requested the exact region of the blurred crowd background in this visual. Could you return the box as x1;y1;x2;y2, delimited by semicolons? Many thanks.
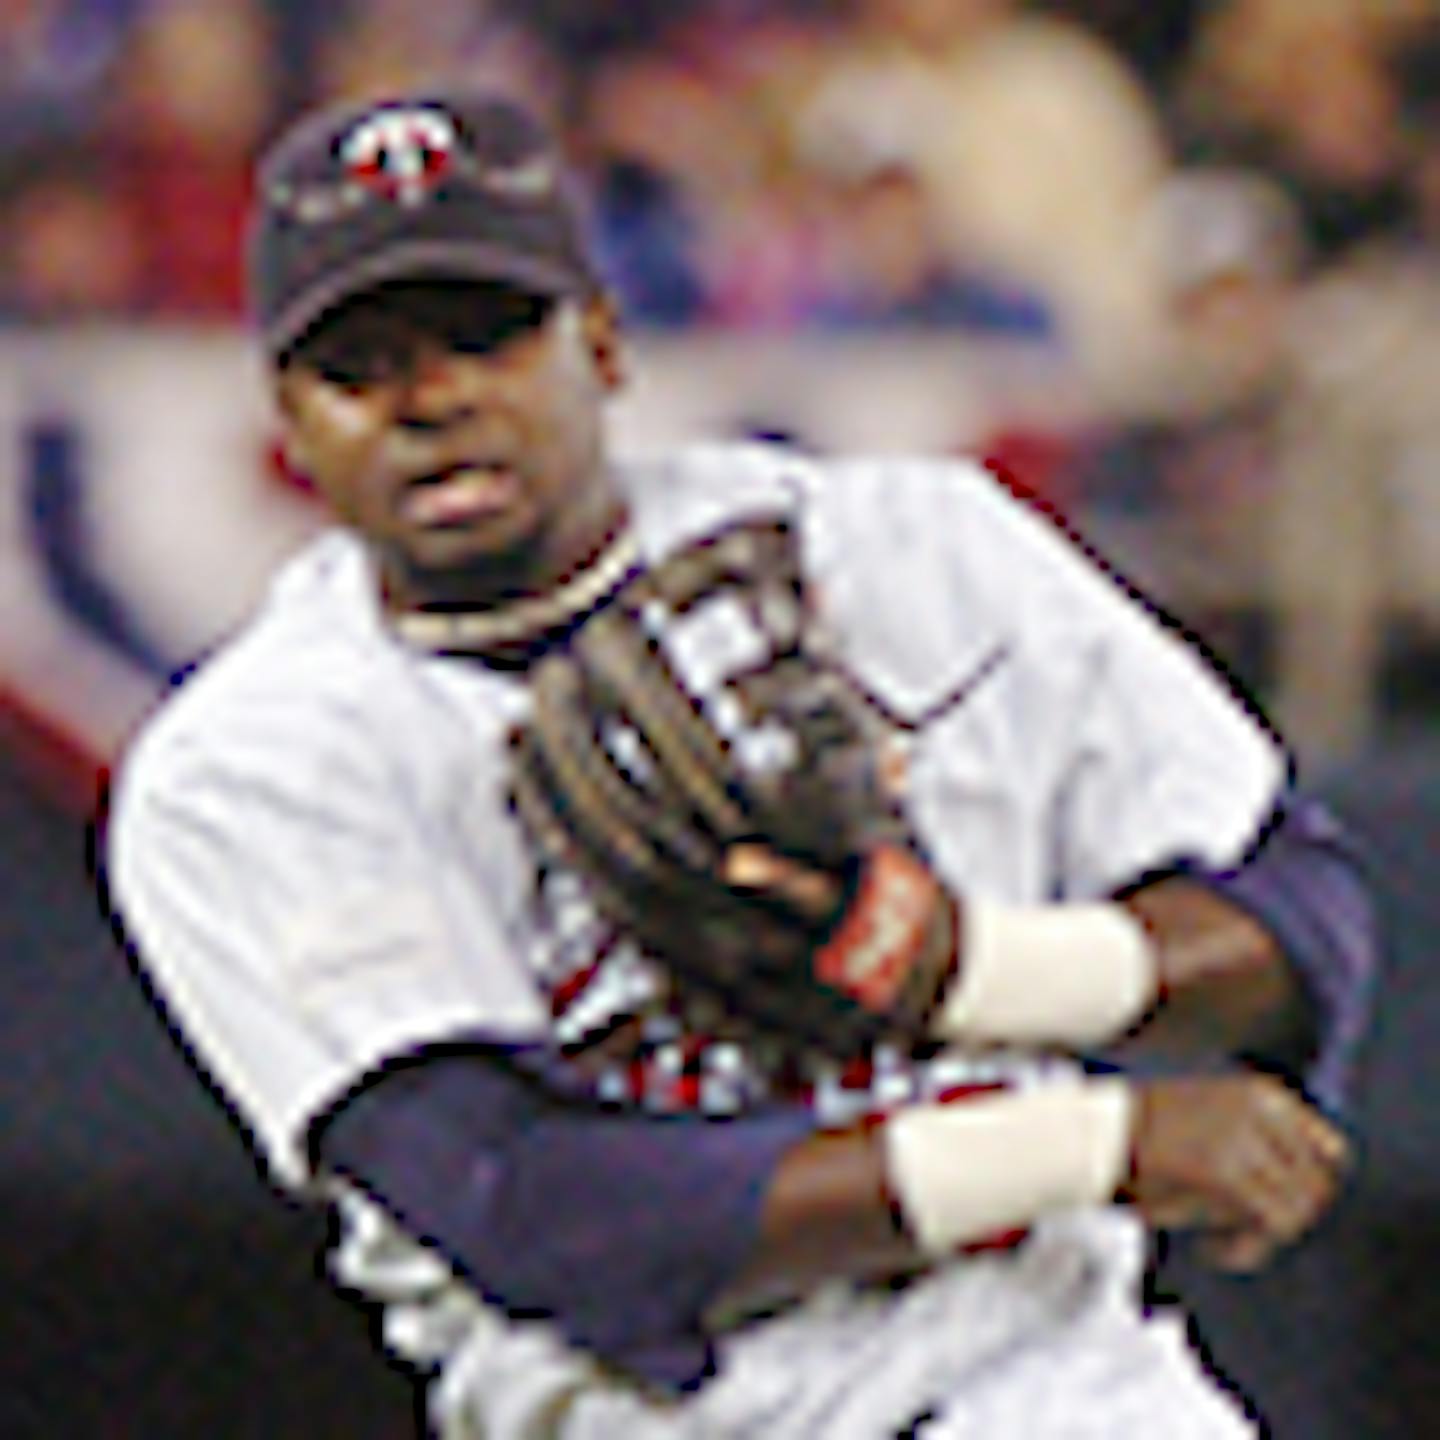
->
4;0;1440;769
5;0;1439;337
5;4;1440;1438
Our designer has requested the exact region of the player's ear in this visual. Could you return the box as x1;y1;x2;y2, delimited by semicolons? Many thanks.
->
580;293;626;393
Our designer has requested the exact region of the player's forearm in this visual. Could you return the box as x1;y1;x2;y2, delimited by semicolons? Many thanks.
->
723;1066;1351;1315
931;797;1377;1091
713;1125;919;1317
931;877;1311;1063
1116;876;1312;1062
716;1080;1133;1318
315;1047;818;1390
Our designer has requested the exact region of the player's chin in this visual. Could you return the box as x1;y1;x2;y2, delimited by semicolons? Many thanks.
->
399;507;539;570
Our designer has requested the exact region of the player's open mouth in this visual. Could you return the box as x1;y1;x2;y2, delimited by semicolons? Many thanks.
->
401;464;523;526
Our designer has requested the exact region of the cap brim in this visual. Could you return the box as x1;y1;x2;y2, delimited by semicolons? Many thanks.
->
265;238;585;358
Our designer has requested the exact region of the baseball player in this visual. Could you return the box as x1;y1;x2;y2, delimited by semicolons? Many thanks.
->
105;89;1375;1439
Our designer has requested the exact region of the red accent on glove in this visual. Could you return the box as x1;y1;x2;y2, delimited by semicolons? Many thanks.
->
814;846;943;1011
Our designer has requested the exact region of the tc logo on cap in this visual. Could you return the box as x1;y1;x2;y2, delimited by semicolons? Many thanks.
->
341;106;458;207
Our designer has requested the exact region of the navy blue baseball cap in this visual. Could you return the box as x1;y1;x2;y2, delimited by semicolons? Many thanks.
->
249;90;601;359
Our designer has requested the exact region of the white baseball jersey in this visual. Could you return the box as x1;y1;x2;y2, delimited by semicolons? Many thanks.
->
109;444;1277;1437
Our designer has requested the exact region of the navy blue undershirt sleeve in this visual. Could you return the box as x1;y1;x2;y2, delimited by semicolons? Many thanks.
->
311;1043;815;1391
1175;794;1380;1114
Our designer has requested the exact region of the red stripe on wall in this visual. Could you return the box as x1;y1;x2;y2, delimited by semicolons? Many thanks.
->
0;688;108;816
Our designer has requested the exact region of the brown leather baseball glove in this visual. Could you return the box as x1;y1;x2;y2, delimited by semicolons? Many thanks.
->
508;516;960;1057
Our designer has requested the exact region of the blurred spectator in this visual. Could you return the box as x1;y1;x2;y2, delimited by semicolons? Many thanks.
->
0;0;133;151
985;167;1312;685
0;156;144;320
1143;166;1309;411
574;43;821;327
586;159;708;327
1177;0;1430;263
804;160;1053;333
105;0;277;317
314;0;559;118
786;0;1175;392
992;133;1440;764
1260;3;1440;759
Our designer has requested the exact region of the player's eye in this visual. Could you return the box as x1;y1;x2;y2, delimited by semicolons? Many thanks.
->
316;352;393;390
441;292;555;357
305;335;409;391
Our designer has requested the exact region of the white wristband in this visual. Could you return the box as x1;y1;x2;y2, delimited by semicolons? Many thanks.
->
884;1079;1134;1255
933;901;1158;1047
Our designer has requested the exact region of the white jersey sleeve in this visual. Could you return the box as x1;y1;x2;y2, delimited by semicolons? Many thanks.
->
107;549;549;1188
791;453;1288;902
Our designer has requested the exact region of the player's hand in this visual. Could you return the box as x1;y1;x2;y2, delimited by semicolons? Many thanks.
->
1121;1073;1351;1272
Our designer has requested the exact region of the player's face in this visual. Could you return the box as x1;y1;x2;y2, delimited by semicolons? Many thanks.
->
275;278;625;605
